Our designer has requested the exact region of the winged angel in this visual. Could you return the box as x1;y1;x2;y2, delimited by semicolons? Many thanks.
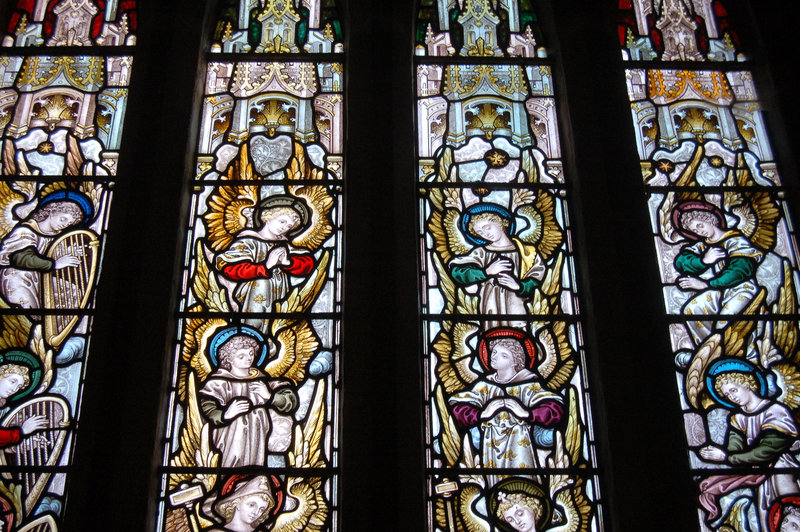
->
424;153;593;530
660;144;800;530
0;179;102;524
657;142;782;346
166;142;334;531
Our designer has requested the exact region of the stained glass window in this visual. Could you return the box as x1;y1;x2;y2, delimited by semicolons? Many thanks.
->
618;1;800;530
0;1;136;529
156;1;344;530
415;1;604;530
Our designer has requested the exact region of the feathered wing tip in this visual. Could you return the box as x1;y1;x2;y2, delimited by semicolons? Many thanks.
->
542;321;576;392
563;386;583;467
684;291;764;409
289;184;334;250
289;379;326;468
272;477;329;532
203;183;259;253
0;180;26;240
549;478;592;532
774;262;799;365
773;363;800;410
168;372;219;492
435;384;464;468
190;241;231;313
0;296;32;351
458;484;491;532
28;325;53;394
516;191;563;262
177;315;224;402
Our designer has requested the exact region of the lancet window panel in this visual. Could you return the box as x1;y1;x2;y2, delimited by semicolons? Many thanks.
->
0;1;136;529
618;2;800;531
415;1;605;530
4;0;137;48
156;1;345;530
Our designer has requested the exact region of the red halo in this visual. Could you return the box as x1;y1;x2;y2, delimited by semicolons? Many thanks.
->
478;328;537;372
769;495;800;532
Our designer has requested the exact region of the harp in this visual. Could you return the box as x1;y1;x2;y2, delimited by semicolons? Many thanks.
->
0;396;70;516
42;229;99;348
16;514;57;532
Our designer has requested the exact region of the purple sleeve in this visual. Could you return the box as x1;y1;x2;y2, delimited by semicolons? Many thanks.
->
530;400;563;427
452;404;480;428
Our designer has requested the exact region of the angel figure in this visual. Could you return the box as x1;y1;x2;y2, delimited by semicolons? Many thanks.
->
215;195;314;329
0;191;93;310
449;328;563;481
0;362;47;449
672;200;764;344
204;476;279;532
699;359;800;531
449;203;549;328
199;327;298;468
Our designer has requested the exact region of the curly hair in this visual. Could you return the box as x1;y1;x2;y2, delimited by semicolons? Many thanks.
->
468;212;510;238
496;491;543;525
218;492;274;527
0;363;30;405
218;335;259;370
781;506;800;528
259;206;300;228
680;209;721;231
490;338;527;372
713;371;759;397
31;201;83;225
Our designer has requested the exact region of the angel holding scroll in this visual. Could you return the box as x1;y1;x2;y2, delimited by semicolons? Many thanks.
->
0;191;93;310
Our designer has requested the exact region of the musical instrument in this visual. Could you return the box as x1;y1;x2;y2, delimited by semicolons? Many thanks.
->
0;395;70;516
16;514;57;532
42;229;99;348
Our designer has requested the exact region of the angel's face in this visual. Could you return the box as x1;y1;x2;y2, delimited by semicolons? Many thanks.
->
490;345;516;372
262;213;299;238
229;347;255;371
502;503;537;532
720;382;757;407
472;219;506;243
781;511;800;531
0;373;25;399
234;495;270;525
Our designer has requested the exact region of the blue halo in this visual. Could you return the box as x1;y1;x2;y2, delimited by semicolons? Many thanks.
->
208;326;268;368
459;203;515;246
705;358;767;409
39;190;94;226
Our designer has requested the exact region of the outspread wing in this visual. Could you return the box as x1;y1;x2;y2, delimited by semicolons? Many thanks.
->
177;314;225;402
168;372;219;492
435;322;480;394
204;145;259;252
723;154;779;250
264;320;319;384
289;185;334;250
272;477;328;532
0;298;32;350
276;382;329;532
273;250;331;318
539;321;576;391
684;291;765;409
0;180;27;240
435;384;465;467
548;479;592;532
190;241;231;313
517;191;563;262
458;484;491;532
774;262;800;365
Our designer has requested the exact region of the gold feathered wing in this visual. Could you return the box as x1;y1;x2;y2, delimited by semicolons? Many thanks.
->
516;191;563;262
684;290;766;409
0;297;32;351
458;485;491;532
190;240;231;313
285;143;335;251
204;145;259;253
723;153;779;252
537;321;577;392
766;263;800;409
435;321;480;394
0;180;26;240
266;251;330;383
177;314;225;402
435;384;465;468
168;372;219;493
273;380;328;532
